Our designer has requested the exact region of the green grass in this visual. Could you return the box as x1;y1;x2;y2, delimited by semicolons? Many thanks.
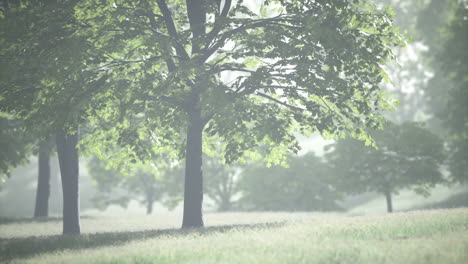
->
0;209;467;264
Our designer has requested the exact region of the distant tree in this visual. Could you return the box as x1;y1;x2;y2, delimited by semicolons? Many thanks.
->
75;0;403;227
434;2;468;183
88;156;172;215
326;122;446;213
204;155;239;211
238;153;342;211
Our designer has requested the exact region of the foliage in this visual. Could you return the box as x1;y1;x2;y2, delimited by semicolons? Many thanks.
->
87;156;174;214
73;0;404;163
436;2;468;183
326;121;446;201
0;0;96;134
204;155;239;211
238;152;342;211
1;0;405;227
0;116;32;180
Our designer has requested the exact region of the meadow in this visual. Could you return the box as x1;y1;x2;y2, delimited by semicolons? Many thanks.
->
0;209;467;264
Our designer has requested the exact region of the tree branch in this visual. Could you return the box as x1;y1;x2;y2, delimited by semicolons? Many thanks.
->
91;56;164;71
255;92;305;112
156;0;189;59
202;15;297;61
144;94;184;108
205;0;232;50
185;0;206;54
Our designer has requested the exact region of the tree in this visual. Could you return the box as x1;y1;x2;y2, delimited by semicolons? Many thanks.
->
0;0;92;235
238;152;342;211
75;0;403;227
433;2;468;183
33;138;53;218
204;155;239;211
326;122;445;213
88;156;168;215
156;154;240;212
0;115;52;218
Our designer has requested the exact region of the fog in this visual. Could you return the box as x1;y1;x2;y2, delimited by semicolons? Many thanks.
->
1;0;467;237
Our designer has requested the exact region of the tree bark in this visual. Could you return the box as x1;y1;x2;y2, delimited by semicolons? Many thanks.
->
384;190;393;213
146;199;154;215
218;197;231;212
56;129;80;235
34;140;51;218
182;101;204;228
181;0;206;228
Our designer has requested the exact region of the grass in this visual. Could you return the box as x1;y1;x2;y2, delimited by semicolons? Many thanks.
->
347;184;468;215
0;209;467;263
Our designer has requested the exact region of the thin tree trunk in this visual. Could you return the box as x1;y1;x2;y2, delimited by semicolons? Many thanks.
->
182;102;204;228
56;129;80;235
146;199;154;215
384;190;393;213
218;197;231;212
34;140;51;218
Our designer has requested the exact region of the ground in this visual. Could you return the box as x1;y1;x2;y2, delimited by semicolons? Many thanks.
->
1;209;467;263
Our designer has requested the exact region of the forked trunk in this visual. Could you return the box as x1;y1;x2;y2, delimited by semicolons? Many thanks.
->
182;103;204;228
34;140;51;218
56;129;80;235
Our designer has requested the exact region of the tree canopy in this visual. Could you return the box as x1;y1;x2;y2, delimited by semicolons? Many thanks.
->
326;121;446;212
436;2;468;183
239;152;342;211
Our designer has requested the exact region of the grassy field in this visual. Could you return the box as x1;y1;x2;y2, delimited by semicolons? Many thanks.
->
0;209;467;264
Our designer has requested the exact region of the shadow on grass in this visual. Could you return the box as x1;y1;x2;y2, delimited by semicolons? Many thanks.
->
0;215;95;225
0;222;285;261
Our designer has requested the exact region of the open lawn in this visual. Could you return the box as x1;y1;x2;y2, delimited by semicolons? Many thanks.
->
0;209;467;263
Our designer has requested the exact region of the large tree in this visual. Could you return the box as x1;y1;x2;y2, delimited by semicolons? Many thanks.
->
0;0;93;234
75;0;403;227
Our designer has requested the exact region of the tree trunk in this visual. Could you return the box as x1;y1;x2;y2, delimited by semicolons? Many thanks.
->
146;199;154;215
182;103;204;228
384;190;393;213
34;140;51;218
56;129;80;235
218;198;231;212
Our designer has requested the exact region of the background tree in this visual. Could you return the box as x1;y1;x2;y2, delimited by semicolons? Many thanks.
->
326;122;446;213
75;0;403;227
432;2;468;183
87;156;172;215
203;155;239;211
238;152;342;211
